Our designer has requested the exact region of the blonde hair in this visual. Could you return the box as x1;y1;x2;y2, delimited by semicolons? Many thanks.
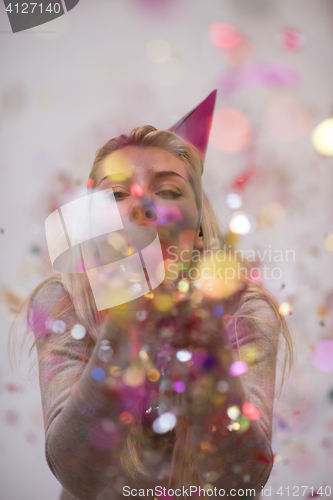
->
9;125;293;488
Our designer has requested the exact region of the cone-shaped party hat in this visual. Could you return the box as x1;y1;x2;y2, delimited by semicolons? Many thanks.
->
168;89;217;171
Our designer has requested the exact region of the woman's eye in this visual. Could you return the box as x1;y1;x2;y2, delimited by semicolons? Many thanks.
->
112;190;128;200
157;189;181;200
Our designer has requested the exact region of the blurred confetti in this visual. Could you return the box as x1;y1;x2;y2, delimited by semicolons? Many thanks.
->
219;62;300;96
265;95;312;143
276;27;306;51
2;1;333;493
211;108;251;153
312;340;333;373
312;118;333;156
229;212;252;235
1;286;27;316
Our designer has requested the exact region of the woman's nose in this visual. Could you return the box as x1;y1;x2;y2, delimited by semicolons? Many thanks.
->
129;198;157;224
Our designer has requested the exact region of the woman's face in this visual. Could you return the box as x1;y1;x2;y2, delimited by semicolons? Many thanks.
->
95;146;203;273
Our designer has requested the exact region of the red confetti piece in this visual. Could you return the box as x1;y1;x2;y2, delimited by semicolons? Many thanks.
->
252;449;274;466
130;184;144;197
232;165;256;191
210;23;245;50
119;411;133;425
277;27;305;51
242;402;261;420
6;383;24;393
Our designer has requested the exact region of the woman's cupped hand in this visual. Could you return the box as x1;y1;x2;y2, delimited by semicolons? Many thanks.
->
97;269;248;430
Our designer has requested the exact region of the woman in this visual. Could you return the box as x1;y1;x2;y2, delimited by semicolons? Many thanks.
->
22;104;292;499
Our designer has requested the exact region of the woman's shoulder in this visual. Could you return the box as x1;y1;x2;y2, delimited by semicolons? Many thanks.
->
31;279;70;308
227;287;282;339
239;287;281;322
225;287;282;352
29;279;74;338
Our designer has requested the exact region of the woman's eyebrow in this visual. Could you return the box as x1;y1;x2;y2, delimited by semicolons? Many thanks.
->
97;176;110;187
97;170;187;187
153;171;187;182
97;175;131;187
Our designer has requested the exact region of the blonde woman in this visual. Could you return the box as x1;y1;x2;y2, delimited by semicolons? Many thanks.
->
19;94;292;500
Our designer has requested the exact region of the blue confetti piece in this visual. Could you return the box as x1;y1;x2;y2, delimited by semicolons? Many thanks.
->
91;366;106;382
213;305;225;317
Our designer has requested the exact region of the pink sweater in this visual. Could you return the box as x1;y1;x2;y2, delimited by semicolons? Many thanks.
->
30;281;280;500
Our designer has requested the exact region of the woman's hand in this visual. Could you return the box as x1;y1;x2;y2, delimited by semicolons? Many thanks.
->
96;272;248;432
156;278;248;440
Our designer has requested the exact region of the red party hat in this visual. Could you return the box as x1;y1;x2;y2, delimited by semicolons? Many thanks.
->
168;89;217;170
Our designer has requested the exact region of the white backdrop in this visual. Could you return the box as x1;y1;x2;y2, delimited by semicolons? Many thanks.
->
1;1;333;499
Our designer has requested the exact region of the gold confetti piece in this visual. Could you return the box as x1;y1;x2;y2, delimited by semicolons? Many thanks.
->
279;302;292;316
154;294;173;311
109;366;122;377
147;368;160;382
201;440;212;452
123;367;146;387
325;234;333;252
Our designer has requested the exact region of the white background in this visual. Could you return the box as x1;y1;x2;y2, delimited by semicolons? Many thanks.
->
0;0;333;499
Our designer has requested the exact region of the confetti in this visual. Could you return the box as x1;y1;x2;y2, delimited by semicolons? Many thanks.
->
229;212;252;235
230;361;248;376
277;27;305;51
119;411;133;425
209;23;245;50
173;381;186;393
123;366;146;386
279;302;292;316
52;320;66;334
312;118;333;156
71;324;86;340
227;405;241;420
324;234;333;252
152;412;177;434
176;350;192;362
91;366;106;382
225;193;242;209
98;340;114;362
312;340;333;372
242;402;261;420
210;108;251;153
147;369;160;382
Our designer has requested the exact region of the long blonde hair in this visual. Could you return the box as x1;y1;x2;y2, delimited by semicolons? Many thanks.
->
10;125;293;488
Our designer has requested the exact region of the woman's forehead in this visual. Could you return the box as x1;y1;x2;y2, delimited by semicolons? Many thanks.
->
97;145;190;184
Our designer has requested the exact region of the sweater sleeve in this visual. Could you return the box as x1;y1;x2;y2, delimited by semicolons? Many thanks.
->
188;289;281;494
227;290;281;451
30;281;134;500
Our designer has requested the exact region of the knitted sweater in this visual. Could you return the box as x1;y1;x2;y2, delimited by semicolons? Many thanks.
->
30;281;280;500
